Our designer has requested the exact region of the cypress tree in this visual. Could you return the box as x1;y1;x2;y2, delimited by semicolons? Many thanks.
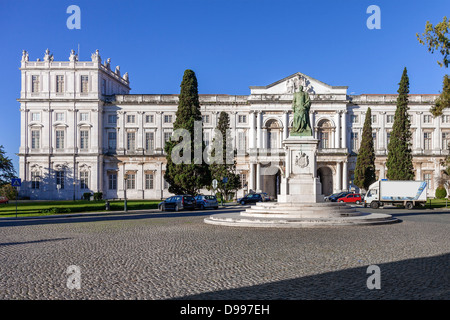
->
209;111;241;201
386;67;415;180
354;107;376;191
164;69;211;195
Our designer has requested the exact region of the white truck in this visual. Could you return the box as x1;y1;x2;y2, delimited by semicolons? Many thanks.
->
364;180;428;210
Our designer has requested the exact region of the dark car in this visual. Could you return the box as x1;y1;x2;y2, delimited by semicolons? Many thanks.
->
195;195;219;210
238;193;264;205
327;192;352;202
158;195;196;211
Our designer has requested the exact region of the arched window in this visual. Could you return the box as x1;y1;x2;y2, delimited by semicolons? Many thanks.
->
266;119;281;149
317;119;333;149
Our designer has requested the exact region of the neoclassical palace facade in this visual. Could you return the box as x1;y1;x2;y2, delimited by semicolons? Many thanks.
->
18;50;446;200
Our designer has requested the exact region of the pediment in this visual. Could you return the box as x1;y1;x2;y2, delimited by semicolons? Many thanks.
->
249;72;347;95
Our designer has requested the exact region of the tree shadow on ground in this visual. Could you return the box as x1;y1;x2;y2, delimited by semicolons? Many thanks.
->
173;253;450;300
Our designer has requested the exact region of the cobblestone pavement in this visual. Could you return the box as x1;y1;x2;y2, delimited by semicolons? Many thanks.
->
0;207;448;300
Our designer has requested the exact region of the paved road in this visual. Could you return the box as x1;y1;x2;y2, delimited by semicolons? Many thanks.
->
0;205;448;300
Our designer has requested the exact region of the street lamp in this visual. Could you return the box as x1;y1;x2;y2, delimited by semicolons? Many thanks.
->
124;173;128;212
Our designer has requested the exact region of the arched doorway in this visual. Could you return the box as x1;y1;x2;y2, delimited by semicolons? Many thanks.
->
317;166;333;196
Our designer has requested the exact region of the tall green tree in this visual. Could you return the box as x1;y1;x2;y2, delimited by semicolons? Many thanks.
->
417;16;450;116
209;111;241;200
0;145;16;186
354;107;376;191
386;67;415;181
164;69;211;195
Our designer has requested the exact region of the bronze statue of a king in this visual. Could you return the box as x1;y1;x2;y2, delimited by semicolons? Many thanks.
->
291;85;312;136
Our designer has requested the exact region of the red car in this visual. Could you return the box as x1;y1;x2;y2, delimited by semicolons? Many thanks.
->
0;196;9;204
337;193;362;204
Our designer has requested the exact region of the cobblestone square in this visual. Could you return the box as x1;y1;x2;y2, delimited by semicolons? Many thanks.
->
0;207;448;300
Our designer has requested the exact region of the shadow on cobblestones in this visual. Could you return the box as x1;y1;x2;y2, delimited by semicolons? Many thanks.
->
0;238;70;247
175;253;450;300
0;209;225;228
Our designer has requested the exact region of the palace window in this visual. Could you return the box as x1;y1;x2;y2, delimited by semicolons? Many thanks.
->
56;75;64;93
317;119;332;149
442;115;450;124
145;174;154;189
202;115;210;123
238;115;247;123
351;115;358;124
108;114;117;124
145;115;154;123
101;79;107;95
31;112;40;122
423;115;432;124
423;173;432;190
56;170;65;189
423;132;432;150
237;131;247;151
442;132;450;150
55;112;64;122
80;112;89;122
371;114;377;124
372;132;377;150
31;130;40;149
126;115;135;123
126;174;136;189
80;171;89;190
164;115;173;123
108;173;117;190
164;132;172;148
108;131;117;151
386;115;394;124
351;132;359;151
55;130;65;149
145;132;154;152
32;75;40;93
80;130;89;150
127;132;136;151
31;171;40;190
81;75;89;93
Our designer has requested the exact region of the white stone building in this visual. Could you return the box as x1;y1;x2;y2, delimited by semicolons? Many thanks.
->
18;50;446;200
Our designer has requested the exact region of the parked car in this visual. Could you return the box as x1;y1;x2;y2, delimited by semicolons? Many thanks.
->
238;193;264;205
158;195;196;211
0;196;8;204
195;195;219;210
327;192;352;202
337;193;362;204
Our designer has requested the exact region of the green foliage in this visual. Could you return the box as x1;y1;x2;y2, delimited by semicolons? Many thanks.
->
82;192;91;200
40;207;71;214
0;184;17;200
431;75;450;117
93;192;103;201
417;16;450;68
386;68;415;181
0;145;16;186
164;69;211;195
209;112;241;200
354;107;376;190
435;186;447;199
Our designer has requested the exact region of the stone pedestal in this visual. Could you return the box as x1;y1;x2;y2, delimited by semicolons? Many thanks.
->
278;135;323;203
204;131;399;228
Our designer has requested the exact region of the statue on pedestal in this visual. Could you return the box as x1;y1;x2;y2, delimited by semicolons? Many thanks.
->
291;85;312;136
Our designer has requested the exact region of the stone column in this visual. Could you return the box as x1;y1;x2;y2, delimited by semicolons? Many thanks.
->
416;111;423;151
256;111;262;149
284;111;289;140
342;161;348;191
249;111;255;149
249;162;255;191
341;110;347;149
336;161;342;192
156;111;163;152
256;162;261;192
379;111;386;153
434;116;440;152
335;111;341;148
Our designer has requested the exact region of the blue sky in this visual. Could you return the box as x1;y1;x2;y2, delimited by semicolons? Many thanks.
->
0;0;449;171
